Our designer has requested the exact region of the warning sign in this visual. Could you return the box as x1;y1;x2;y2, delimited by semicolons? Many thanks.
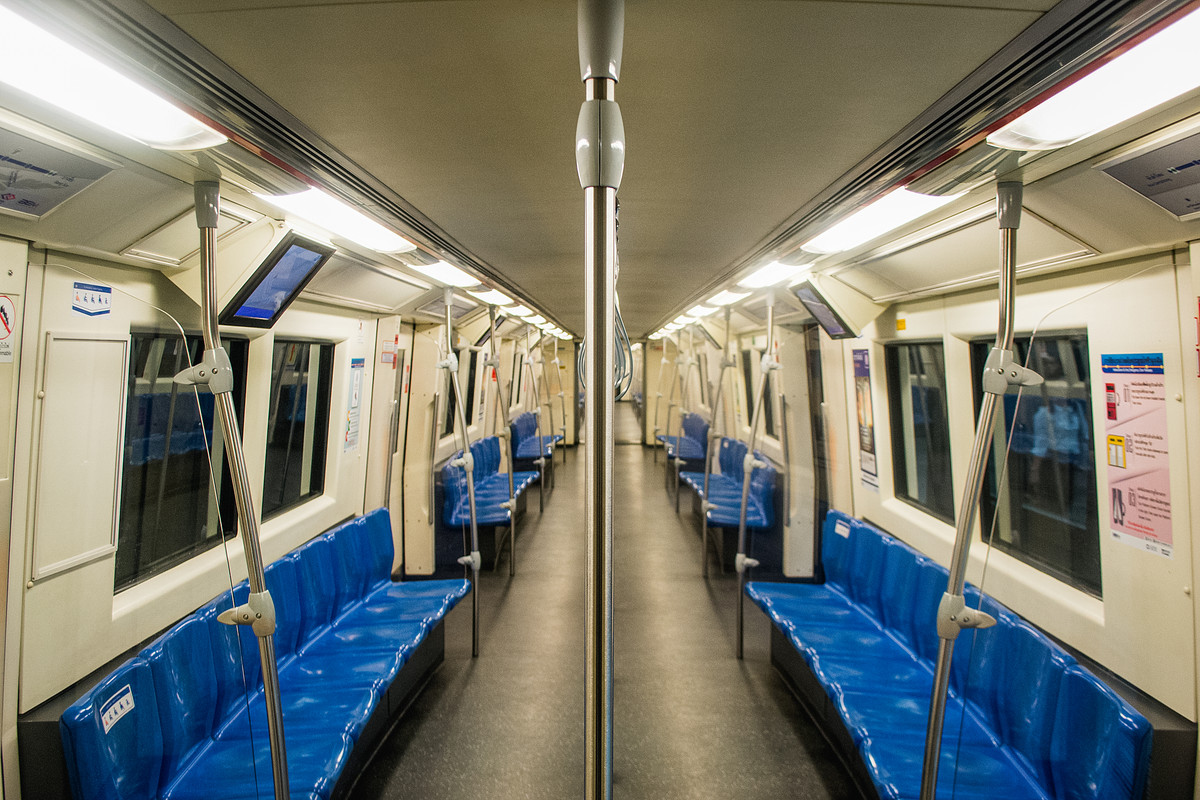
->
0;294;15;363
1102;353;1172;558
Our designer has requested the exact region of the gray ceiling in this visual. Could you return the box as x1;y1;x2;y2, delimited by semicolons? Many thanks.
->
145;0;1055;335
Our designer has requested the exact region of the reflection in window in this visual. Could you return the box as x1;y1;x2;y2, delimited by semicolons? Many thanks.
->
464;350;479;424
116;333;246;592
263;340;332;519
972;334;1100;596
885;342;954;521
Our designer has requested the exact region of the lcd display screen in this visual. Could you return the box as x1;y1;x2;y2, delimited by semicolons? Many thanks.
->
220;233;335;328
793;281;857;340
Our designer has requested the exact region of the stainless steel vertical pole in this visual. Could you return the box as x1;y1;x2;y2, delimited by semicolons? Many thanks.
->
487;305;518;576
577;2;624;796
735;290;775;659
919;182;1038;799
443;288;482;657
701;307;734;577
191;182;289;800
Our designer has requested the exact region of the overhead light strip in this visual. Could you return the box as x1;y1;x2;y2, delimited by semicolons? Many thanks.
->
256;189;417;254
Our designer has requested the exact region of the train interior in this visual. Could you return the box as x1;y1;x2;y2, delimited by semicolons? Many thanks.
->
1;0;1200;798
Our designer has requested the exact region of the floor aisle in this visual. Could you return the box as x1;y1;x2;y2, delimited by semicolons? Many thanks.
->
352;445;856;799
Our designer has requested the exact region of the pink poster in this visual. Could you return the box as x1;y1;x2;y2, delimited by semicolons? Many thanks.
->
1102;353;1172;559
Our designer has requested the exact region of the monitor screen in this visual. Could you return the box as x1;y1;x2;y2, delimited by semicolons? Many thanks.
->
219;233;335;328
792;280;857;339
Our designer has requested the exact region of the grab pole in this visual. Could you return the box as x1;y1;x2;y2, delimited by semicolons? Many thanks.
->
486;305;518;575
672;327;696;510
190;182;289;800
735;290;777;659
701;307;735;577
919;183;1040;798
650;341;670;460
441;287;481;657
525;326;549;510
576;1;624;795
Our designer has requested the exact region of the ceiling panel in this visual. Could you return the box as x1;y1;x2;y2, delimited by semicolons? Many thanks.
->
149;0;1047;333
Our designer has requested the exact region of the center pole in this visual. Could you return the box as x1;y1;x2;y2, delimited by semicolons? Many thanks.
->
576;2;624;797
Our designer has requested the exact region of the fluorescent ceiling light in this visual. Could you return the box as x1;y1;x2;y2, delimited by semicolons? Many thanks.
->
0;6;227;150
801;189;961;255
707;289;751;306
256;189;417;254
687;305;717;317
738;260;813;288
989;8;1200;151
467;288;512;306
527;315;547;325
508;304;532;317
673;315;697;325
665;322;682;331
406;259;479;288
648;332;664;340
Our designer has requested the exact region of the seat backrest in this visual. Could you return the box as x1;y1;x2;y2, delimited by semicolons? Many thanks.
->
360;507;396;586
877;540;919;643
262;555;304;662
441;457;468;522
910;559;949;662
819;510;855;590
950;587;1011;716
295;534;338;640
142;617;217;793
845;520;888;608
1050;664;1152;800
331;517;373;612
748;455;776;527
682;414;709;450
60;658;164;800
998;620;1077;787
197;584;260;720
718;438;746;481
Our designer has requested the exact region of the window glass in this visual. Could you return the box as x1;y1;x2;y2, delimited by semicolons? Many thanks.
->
115;333;247;592
510;351;523;408
263;340;332;518
971;334;1100;596
885;342;954;521
441;351;459;438
464;350;479;424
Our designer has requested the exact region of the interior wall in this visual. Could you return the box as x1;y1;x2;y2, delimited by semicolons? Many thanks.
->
9;250;376;712
841;251;1196;719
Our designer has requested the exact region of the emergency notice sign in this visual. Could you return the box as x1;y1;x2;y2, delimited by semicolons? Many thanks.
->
1102;353;1172;559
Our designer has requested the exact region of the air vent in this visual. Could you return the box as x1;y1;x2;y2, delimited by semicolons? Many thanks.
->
121;201;259;268
415;293;477;321
0;125;114;219
1099;120;1200;221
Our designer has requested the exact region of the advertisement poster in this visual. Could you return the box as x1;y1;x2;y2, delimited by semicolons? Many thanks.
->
852;349;878;488
1102;353;1172;558
344;357;365;452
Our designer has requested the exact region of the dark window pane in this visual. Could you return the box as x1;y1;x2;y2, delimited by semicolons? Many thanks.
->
263;340;332;518
464;350;479;424
972;334;1101;596
741;349;755;427
115;333;246;592
886;342;954;521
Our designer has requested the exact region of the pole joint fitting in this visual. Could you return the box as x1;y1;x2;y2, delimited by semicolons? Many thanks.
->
981;347;1043;395
217;590;277;637
935;592;997;640
735;553;759;573
174;347;235;394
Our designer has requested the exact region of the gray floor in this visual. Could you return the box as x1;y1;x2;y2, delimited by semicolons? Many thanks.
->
614;400;642;444
351;445;856;799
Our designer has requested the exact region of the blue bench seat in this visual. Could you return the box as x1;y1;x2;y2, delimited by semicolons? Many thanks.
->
510;411;560;459
61;508;469;800
746;510;1152;800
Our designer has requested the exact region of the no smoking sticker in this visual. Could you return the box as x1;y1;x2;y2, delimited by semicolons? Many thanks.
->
0;294;15;363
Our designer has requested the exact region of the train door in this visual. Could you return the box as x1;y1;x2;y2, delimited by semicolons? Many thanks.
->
364;316;411;575
0;238;26;799
401;326;442;575
778;325;818;578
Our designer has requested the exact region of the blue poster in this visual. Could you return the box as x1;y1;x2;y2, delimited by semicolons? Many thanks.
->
852;349;877;488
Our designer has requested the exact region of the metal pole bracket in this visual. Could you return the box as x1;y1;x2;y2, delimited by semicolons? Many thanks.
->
735;553;760;573
174;346;235;394
458;551;482;572
437;352;460;373
217;589;277;637
935;592;997;641
981;346;1042;395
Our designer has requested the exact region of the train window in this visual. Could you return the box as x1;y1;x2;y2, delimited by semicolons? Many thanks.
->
262;340;333;519
970;334;1101;597
510;350;523;408
115;333;248;592
464;350;480;424
885;342;954;522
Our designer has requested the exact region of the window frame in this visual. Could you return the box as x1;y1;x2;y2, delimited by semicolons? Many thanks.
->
261;338;334;521
884;339;955;523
